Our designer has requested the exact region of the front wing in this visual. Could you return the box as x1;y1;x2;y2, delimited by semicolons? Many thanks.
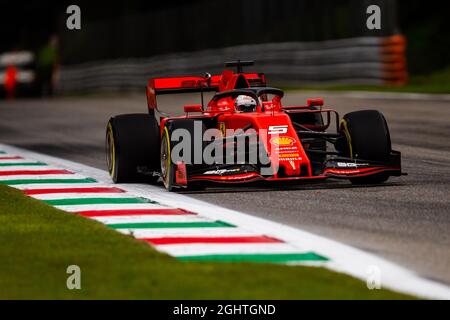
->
173;151;403;187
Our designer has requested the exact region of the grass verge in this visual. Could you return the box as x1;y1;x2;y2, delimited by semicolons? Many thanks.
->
0;185;414;299
287;67;450;94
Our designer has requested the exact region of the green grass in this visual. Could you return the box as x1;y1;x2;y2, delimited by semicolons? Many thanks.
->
0;185;414;299
286;67;450;94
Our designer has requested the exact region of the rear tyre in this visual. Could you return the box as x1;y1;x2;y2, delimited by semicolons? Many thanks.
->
339;110;391;185
106;114;160;183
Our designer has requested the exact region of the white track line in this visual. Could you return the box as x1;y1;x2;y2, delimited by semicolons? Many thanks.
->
93;215;213;224
156;243;309;257
14;183;110;190
0;174;83;181
53;203;168;212
0;165;55;171
0;159;37;164
31;193;137;200
117;228;259;238
1;143;449;299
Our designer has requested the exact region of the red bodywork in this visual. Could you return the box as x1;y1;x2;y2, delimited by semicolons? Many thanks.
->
146;68;402;186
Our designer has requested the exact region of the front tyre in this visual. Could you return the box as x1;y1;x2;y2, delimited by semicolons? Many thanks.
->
338;110;392;185
160;126;175;191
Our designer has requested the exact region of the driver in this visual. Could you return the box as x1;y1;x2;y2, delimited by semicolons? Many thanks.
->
235;95;257;113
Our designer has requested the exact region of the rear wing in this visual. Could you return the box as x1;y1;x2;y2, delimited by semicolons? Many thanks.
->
146;72;266;112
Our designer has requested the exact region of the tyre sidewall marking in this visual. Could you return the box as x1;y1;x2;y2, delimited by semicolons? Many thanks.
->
161;126;171;188
107;122;116;177
340;119;353;159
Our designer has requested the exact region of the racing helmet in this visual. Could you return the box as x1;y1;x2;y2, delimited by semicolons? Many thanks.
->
235;95;257;113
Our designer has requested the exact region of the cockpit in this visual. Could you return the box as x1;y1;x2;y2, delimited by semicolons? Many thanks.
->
207;87;284;113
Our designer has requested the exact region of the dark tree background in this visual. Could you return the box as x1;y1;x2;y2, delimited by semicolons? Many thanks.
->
0;0;447;75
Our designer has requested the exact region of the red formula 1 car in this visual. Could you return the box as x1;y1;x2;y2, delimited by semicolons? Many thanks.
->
106;61;403;191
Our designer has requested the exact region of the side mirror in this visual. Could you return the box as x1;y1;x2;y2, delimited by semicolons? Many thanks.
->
307;98;324;107
184;104;203;113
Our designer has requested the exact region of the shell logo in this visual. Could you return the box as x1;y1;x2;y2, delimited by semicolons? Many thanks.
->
270;136;296;146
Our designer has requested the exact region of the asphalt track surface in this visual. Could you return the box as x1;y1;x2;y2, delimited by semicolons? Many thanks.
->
0;91;449;286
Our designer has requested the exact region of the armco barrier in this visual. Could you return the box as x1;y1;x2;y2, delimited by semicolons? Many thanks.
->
57;35;407;93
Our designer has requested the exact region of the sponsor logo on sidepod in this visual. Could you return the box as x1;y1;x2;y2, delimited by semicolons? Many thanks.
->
270;136;296;147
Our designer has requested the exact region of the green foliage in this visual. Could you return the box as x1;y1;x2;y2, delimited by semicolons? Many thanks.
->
289;67;450;94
